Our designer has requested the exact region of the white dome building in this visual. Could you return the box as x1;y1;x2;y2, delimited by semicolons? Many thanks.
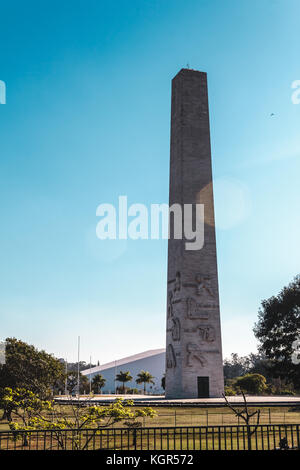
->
82;348;165;395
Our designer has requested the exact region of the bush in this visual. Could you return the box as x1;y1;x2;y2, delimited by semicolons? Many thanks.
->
279;389;296;396
266;378;296;396
233;373;267;395
126;388;140;395
116;386;140;395
224;386;237;396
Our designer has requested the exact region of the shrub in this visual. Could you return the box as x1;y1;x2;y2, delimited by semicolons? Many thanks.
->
233;373;267;395
224;386;237;396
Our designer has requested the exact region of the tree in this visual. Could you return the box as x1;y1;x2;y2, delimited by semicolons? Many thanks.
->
223;352;274;383
223;392;260;450
91;374;106;394
5;391;156;450
233;373;267;395
66;372;78;395
245;353;273;380
223;353;250;379
0;338;65;398
65;361;95;373
253;275;300;389
267;377;295;396
136;371;155;394
0;387;52;444
66;371;89;395
115;371;132;394
79;374;90;394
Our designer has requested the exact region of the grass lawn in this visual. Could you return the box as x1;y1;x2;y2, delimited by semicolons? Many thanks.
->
1;405;300;430
1;404;300;450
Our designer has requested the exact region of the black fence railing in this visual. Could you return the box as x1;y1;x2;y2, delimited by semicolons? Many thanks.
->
0;424;299;451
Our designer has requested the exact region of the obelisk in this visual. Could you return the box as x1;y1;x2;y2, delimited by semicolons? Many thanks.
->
165;69;224;398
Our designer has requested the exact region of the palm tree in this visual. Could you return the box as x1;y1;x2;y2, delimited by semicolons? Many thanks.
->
91;374;106;394
136;370;155;394
115;371;132;394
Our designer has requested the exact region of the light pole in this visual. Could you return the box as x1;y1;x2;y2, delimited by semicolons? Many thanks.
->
89;355;92;395
65;359;68;396
77;336;80;401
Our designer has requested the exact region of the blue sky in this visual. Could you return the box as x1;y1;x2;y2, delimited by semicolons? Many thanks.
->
0;0;300;363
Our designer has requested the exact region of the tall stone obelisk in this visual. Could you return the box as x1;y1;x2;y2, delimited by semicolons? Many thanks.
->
165;69;224;398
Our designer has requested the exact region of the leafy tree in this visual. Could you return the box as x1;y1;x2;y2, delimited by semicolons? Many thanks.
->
1;387;51;424
91;374;106;394
223;353;250;379
115;371;132;394
266;377;295;396
66;372;78;395
66;371;89;395
136;371;155;394
253;275;300;389
79;375;90;394
245;353;273;379
223;352;273;382
0;338;65;398
233;374;267;395
6;393;156;450
65;361;95;373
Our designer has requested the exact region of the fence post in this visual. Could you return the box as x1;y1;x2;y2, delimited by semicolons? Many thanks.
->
206;410;208;427
174;410;177;427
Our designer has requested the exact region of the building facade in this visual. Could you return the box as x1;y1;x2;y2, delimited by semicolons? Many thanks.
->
82;349;165;394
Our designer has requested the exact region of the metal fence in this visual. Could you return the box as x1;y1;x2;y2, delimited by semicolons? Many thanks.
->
0;424;299;450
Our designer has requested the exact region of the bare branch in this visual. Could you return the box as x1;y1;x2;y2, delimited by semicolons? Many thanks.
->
222;393;246;420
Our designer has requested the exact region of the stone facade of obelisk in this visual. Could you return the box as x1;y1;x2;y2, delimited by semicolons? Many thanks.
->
165;69;224;398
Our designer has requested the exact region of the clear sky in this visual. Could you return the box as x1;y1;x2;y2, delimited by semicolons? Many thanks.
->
1;0;300;364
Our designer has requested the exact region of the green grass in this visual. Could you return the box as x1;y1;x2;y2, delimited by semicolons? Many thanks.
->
139;406;300;428
1;403;300;450
1;405;300;430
